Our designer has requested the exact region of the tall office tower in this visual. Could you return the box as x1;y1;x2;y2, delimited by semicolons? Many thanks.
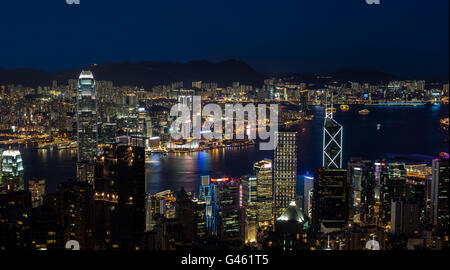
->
391;200;420;235
299;90;310;115
312;168;348;233
58;181;94;250
0;190;32;250
28;179;46;208
303;174;314;219
274;131;298;219
347;158;376;225
322;99;343;169
214;178;245;242
0;149;24;192
379;162;407;225
94;144;146;250
254;159;273;229
431;157;449;235
176;188;196;243
241;175;257;242
77;71;98;184
198;175;216;235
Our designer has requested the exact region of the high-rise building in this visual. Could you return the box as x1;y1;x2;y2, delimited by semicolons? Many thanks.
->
198;175;216;235
391;200;420;235
58;181;94;250
347;158;376;225
299;90;311;115
77;71;98;184
431;157;449;234
94;144;146;250
323;104;343;169
253;159;273;229
0;149;24;192
379;162;407;226
274;131;298;218
28;179;46;208
303;174;314;219
312;168;348;232
214;178;245;242
241;175;257;242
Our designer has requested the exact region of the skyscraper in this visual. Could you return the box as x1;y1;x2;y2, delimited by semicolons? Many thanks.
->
94;144;146;250
323;102;343;169
274;131;298;218
77;71;98;184
299;90;310;115
198;175;216;236
58;181;95;250
253;159;273;229
347;158;376;225
431;157;449;235
28;179;46;208
0;149;24;192
312;168;348;232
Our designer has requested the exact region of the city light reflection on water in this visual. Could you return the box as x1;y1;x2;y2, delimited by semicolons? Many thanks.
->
14;104;449;194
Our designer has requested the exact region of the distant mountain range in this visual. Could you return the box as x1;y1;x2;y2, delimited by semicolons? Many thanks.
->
0;60;265;89
0;60;446;90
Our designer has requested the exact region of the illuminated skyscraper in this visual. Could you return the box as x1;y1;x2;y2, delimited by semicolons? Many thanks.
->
253;159;273;228
312;168;348;232
323;99;343;169
242;159;273;242
0;149;24;192
431;156;449;235
77;71;98;184
28;179;46;208
347;158;376;225
299;90;311;115
198;175;216;235
274;131;298;218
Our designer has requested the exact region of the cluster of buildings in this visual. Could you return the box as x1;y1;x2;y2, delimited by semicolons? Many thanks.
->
0;71;448;250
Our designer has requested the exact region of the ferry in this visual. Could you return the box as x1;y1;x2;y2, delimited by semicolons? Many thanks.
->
358;109;370;115
340;104;349;111
57;141;77;150
326;107;337;114
441;117;449;130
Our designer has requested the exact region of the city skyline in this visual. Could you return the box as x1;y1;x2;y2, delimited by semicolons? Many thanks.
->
0;0;448;256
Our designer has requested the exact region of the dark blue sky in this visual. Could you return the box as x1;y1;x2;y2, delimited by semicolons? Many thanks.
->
0;0;448;78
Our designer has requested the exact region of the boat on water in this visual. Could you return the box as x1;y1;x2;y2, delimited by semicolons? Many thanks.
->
340;104;349;111
440;117;449;130
326;107;337;114
377;123;381;130
57;141;77;150
358;109;370;115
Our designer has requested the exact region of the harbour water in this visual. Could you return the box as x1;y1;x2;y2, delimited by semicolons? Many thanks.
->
14;104;449;194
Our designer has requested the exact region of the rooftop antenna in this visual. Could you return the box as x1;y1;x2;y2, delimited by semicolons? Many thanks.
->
325;235;332;250
325;91;334;119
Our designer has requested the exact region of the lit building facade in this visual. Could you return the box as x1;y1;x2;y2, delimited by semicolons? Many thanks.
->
431;157;449;235
323;108;343;169
274;131;298;218
28;179;46;208
254;159;273;228
77;71;98;184
94;144;146;250
312;168;348;232
198;175;216;235
0;149;24;192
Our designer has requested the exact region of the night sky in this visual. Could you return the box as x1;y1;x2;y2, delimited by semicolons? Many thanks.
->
0;0;448;78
